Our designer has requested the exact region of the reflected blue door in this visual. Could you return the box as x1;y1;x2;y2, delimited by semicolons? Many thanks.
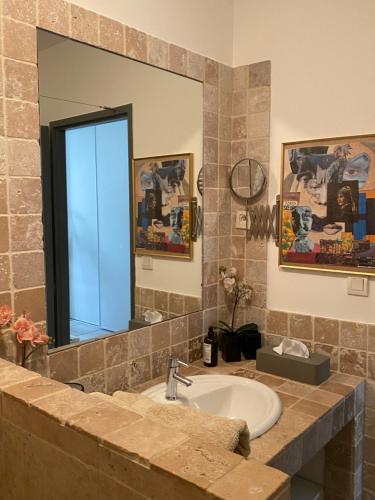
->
65;119;131;333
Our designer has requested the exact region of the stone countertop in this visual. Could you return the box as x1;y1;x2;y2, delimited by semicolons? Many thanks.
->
134;358;365;477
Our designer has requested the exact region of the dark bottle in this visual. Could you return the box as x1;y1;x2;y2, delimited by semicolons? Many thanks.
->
203;326;218;367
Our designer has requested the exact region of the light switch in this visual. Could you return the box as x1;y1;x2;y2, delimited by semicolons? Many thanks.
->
235;210;249;230
142;256;153;270
347;276;368;297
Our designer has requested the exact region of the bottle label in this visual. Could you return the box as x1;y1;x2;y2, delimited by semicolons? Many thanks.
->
203;343;212;364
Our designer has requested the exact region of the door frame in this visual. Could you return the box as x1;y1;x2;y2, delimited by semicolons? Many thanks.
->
41;104;134;348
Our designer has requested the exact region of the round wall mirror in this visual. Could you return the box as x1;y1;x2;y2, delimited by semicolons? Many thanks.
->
229;158;267;201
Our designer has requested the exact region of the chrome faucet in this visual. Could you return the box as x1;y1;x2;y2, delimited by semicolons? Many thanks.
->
165;356;193;400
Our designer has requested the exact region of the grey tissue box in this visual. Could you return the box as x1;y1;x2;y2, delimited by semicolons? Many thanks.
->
256;346;330;385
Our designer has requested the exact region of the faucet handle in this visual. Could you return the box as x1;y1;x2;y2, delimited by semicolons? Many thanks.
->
167;356;189;369
177;359;189;368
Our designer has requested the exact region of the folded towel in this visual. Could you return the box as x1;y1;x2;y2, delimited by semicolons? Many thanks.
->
91;391;250;458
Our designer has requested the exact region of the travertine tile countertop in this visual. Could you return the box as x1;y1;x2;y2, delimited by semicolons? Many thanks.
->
135;358;365;479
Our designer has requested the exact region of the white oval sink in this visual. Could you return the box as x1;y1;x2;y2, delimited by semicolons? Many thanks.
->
142;374;282;439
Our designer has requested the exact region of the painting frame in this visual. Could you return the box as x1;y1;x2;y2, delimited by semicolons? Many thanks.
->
132;152;194;260
279;134;375;276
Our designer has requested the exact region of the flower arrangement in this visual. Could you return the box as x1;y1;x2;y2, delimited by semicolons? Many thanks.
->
218;266;253;334
0;305;51;367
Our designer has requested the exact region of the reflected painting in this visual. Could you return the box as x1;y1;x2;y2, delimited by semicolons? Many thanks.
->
280;135;375;275
133;153;193;259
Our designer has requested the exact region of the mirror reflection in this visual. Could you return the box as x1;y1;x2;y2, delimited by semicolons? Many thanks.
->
230;158;266;201
38;30;203;348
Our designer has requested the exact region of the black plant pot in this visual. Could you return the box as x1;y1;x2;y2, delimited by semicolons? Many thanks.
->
221;334;242;362
241;330;261;360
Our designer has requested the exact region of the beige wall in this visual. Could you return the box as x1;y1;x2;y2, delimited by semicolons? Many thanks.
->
233;0;375;324
38;32;203;298
70;0;234;65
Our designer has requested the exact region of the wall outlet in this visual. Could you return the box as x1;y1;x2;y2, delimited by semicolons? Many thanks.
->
235;210;249;230
142;256;153;270
347;276;368;297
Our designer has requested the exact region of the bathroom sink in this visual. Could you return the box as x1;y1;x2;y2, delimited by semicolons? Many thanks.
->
142;374;282;439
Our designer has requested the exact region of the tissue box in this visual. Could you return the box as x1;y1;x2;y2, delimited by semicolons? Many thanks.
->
256;346;330;385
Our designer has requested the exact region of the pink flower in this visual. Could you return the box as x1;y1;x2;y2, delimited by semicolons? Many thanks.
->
0;305;13;328
13;315;35;344
223;277;235;292
228;267;237;277
31;326;49;346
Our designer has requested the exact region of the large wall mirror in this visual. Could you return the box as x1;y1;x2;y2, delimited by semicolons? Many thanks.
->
37;30;203;348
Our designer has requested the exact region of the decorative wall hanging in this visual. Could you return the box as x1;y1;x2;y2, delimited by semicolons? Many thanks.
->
132;153;193;259
279;134;375;275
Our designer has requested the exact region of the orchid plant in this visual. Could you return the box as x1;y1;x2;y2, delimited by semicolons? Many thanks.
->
0;305;51;367
218;266;254;336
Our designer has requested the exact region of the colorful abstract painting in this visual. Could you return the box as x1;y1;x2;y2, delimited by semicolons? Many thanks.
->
132;153;193;259
279;135;375;275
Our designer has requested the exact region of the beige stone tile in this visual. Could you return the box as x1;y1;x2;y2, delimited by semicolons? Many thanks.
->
248;86;271;113
104;332;128;367
218;115;232;141
291;399;330;418
0;329;18;362
0;217;9;253
340;348;367;377
168;44;187;75
79;340;105;376
245;259;267;286
340;321;367;350
68;401;141;439
219;62;232;91
3;19;36;63
105;417;187;465
184;295;201;314
140;286;154;308
10;215;43;252
105;362;129;394
170;316;188;345
288;313;312;340
125;27;147;62
151;437;241;489
330;372;364;387
4;59;38;102
186;51;204;81
129;355;151;387
4;376;67;403
0;137;6;174
257;374;286;389
314;343;339;371
249;61;271;88
38;0;70;35
14;287;46;321
99;15;124;54
151;347;170;378
0;365;40;389
151;321;170;352
231;139;247;164
219;89;232;115
204;83;219;113
148;35;168;68
73;371;105;393
154;289;168;312
204;58;218;86
170;341;188;364
233;65;249;90
0;255;10;291
266;310;288;336
306;389;344;406
247;137;270;163
276;391;300;408
363;462;375;493
314;317;339;345
188;311;203;339
208;459;288;500
71;5;99;45
7;138;41;176
320;379;354;397
203;111;218;138
369;353;375;380
278;380;315;398
49;347;78;382
0;99;4;137
6;100;39;139
189;336;203;363
3;0;36;24
12;251;45;289
169;293;184;315
232;89;246;116
128;327;150;359
9;178;41;213
232;115;247;140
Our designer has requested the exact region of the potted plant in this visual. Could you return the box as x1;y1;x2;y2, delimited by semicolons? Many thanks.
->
217;267;260;361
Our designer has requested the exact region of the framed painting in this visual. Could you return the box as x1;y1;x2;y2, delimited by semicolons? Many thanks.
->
132;153;193;259
279;134;375;275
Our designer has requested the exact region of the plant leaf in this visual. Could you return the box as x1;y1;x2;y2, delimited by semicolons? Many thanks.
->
235;323;258;334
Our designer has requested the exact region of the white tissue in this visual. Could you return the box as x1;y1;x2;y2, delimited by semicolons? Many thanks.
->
273;338;310;359
143;310;163;324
